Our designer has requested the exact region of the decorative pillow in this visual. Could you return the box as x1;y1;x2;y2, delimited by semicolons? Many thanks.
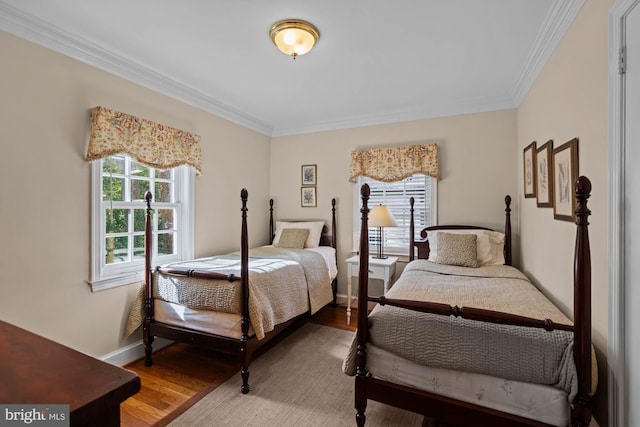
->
274;228;309;249
435;232;479;268
273;221;325;248
428;230;489;264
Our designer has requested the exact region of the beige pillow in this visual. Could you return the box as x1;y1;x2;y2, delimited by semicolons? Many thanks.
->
428;230;488;264
274;228;310;249
435;232;479;268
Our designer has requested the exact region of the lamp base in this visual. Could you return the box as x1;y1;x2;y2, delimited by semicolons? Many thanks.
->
372;255;389;259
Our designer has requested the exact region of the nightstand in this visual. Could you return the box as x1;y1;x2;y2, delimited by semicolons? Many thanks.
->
345;255;398;325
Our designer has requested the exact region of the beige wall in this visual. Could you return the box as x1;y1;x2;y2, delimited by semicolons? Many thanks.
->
271;109;518;297
0;30;271;357
517;0;613;424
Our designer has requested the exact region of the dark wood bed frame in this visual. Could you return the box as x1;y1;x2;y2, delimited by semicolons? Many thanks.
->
354;176;593;427
142;189;337;393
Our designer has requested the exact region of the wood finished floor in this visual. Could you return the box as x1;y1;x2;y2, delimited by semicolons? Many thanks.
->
120;305;356;427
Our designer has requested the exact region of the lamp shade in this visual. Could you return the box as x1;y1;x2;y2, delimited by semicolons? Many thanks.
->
369;205;397;228
270;19;319;59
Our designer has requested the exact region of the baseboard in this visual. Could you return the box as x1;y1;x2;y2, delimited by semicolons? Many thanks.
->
99;337;173;366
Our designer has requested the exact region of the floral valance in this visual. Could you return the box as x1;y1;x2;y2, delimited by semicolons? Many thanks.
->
85;106;202;174
348;144;439;183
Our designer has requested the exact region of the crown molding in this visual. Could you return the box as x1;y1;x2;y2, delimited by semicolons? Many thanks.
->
510;0;586;105
272;95;516;137
0;2;273;136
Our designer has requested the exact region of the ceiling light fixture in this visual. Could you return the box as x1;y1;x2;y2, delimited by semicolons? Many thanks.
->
269;19;319;60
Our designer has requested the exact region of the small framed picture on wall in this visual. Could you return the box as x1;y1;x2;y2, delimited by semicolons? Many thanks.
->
536;140;554;208
523;141;537;198
301;164;317;186
301;186;317;207
553;138;579;222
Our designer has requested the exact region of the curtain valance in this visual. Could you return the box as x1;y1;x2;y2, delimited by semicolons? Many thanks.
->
85;106;202;174
348;144;439;183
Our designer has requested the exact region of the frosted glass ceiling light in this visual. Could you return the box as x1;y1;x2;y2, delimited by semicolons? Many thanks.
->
269;19;320;60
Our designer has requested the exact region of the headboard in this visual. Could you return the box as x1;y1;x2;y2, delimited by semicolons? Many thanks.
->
409;195;512;265
268;198;337;249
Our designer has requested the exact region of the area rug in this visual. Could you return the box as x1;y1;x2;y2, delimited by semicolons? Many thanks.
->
168;323;423;427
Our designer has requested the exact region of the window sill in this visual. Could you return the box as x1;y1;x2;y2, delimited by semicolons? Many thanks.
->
88;273;142;292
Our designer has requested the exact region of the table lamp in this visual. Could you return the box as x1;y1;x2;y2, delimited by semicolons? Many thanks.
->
369;204;397;259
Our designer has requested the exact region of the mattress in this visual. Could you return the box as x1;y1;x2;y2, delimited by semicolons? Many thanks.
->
365;343;570;426
154;299;255;339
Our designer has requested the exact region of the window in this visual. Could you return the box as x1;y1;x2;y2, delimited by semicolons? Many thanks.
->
354;174;437;256
89;155;194;292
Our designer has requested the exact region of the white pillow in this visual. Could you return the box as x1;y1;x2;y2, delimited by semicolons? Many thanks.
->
273;221;325;248
485;230;506;265
428;229;505;266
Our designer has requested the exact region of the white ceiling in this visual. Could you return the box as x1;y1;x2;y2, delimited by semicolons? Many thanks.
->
0;0;584;137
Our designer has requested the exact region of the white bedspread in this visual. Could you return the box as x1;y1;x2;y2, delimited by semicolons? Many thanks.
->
127;246;334;340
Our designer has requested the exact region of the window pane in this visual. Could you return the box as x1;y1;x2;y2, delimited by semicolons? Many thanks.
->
106;209;128;233
131;179;150;201
105;236;129;264
131;162;150;177
158;232;175;256
156;169;172;179
133;209;149;232
103;156;125;174
157;209;175;230
133;235;145;260
155;181;173;203
102;176;124;201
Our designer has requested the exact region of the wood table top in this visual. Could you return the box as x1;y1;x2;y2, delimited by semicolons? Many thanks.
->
0;319;140;416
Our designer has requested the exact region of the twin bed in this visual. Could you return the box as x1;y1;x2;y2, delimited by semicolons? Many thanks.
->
141;189;337;393
345;176;595;427
141;177;595;426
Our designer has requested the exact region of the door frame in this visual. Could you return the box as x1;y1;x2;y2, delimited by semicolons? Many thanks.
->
609;1;639;426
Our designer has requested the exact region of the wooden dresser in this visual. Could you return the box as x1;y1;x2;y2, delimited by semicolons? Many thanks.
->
0;320;140;426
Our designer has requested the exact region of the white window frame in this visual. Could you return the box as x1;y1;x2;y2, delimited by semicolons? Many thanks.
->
352;174;437;256
89;157;195;292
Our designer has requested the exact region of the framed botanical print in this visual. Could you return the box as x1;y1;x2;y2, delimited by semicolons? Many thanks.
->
553;138;579;222
523;141;537;198
301;186;317;207
536;140;554;208
301;164;317;186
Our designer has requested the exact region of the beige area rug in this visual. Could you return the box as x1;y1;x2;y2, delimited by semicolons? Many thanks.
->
168;323;424;427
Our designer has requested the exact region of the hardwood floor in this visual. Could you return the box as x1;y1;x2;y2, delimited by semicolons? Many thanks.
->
120;305;356;426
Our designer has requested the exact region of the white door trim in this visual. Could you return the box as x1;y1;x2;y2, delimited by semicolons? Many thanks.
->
609;1;639;426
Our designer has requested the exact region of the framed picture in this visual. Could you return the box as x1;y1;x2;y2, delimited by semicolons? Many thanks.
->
553;138;579;222
301;164;317;185
301;186;317;207
523;141;537;198
536;140;554;208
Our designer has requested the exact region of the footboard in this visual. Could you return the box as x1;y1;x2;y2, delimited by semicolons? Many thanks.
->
142;188;252;393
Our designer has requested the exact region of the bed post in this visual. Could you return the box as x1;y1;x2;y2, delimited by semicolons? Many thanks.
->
269;198;274;244
572;176;592;426
240;188;251;394
355;184;371;427
331;198;338;305
409;197;415;261
504;195;512;266
143;191;154;367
